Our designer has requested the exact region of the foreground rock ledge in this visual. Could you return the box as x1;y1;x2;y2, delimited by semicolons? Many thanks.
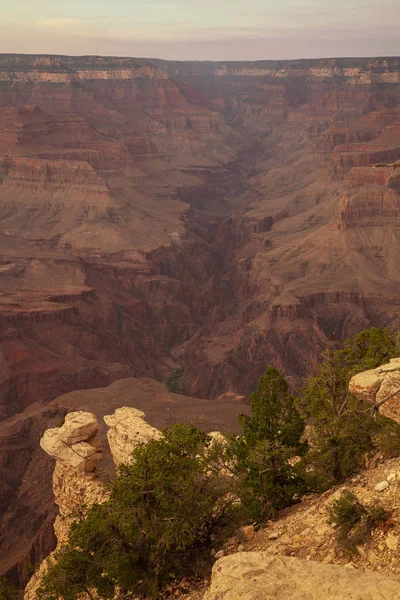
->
203;553;400;600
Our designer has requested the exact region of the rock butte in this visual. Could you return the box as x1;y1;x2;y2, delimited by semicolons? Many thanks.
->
1;53;400;585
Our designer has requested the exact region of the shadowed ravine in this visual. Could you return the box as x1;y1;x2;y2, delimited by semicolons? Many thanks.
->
1;54;400;585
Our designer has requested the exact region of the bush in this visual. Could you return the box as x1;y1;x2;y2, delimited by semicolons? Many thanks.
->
0;579;18;600
165;366;185;394
298;328;400;488
37;424;235;600
329;490;390;554
341;327;399;375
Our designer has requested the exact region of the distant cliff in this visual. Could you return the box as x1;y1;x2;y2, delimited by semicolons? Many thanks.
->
1;52;400;589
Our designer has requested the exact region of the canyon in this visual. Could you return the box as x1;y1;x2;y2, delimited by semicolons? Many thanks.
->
1;53;400;586
24;360;400;600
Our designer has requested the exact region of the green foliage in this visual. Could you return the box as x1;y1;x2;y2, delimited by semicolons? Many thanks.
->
329;490;390;554
341;327;399;375
36;327;400;599
165;366;185;394
106;207;119;222
298;328;400;488
230;367;307;520
240;367;305;449
0;578;18;600
372;416;400;458
37;424;234;600
24;562;35;578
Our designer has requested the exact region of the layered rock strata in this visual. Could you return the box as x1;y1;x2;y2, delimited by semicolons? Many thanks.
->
2;53;400;585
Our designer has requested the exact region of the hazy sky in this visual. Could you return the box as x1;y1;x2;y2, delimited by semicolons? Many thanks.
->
1;0;399;61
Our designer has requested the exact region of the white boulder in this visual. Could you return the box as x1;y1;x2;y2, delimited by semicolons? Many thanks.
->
104;406;161;467
40;411;102;473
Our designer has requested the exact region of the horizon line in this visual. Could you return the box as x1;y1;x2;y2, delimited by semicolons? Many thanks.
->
1;52;400;64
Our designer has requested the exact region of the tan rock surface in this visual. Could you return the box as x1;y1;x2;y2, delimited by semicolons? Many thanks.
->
58;411;99;444
40;411;102;472
25;414;109;600
104;406;161;467
204;553;400;600
235;454;400;576
52;461;108;543
38;411;107;543
349;358;400;423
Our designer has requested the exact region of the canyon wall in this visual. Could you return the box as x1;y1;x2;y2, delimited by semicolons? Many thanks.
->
1;53;400;585
1;55;400;407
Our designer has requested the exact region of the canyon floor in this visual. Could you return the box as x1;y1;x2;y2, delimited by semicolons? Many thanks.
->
1;53;400;585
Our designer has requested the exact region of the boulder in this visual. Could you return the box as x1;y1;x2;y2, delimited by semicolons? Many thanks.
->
59;411;99;444
349;358;400;423
375;480;390;492
349;369;384;402
40;411;102;473
104;406;161;466
203;552;400;600
208;431;228;447
239;525;255;542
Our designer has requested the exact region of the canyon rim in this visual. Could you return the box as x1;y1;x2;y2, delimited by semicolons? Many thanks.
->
1;53;400;588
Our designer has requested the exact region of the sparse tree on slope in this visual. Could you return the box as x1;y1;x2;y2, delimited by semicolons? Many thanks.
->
298;328;400;488
37;424;234;600
230;367;307;520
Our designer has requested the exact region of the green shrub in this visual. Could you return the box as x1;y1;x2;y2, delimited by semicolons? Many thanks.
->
372;415;400;458
37;424;235;600
329;490;390;555
165;366;185;394
297;328;400;488
341;327;399;375
0;578;18;600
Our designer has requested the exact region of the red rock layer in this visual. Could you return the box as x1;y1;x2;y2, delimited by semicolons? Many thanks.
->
0;54;400;584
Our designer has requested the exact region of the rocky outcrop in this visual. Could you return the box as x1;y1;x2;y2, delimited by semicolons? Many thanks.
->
40;411;102;473
104;406;161;467
349;358;400;423
24;412;108;600
1;377;248;588
39;412;107;542
332;186;400;229
24;404;234;598
32;406;166;541
23;451;108;600
204;552;400;600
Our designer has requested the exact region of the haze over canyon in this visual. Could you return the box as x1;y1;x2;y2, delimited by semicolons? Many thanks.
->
1;53;400;586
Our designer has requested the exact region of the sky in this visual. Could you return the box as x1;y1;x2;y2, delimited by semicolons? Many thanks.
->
1;0;399;61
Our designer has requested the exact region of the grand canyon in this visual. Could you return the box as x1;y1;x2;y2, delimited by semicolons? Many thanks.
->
1;54;400;589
